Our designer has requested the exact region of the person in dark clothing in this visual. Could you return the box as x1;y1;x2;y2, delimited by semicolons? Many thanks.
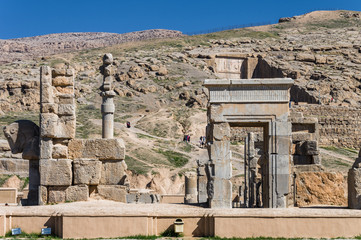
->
126;121;131;128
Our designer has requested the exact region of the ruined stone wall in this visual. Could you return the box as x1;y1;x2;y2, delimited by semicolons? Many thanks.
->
38;65;128;205
39;65;78;204
0;80;39;113
291;105;361;148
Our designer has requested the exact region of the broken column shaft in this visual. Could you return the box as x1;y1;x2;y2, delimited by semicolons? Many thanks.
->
184;172;198;203
101;53;115;139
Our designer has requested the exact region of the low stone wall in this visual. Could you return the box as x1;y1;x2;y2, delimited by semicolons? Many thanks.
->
4;207;361;238
291;105;361;148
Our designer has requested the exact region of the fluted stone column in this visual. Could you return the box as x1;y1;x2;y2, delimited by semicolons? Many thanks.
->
101;53;115;139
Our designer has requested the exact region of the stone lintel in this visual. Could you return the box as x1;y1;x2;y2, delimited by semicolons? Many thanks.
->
204;78;294;86
204;78;294;104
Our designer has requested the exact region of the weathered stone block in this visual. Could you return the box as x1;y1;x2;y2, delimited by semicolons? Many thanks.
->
68;139;125;160
209;178;232;208
208;140;230;161
126;192;159;204
304;141;318;155
52;76;74;86
65;185;88;202
40;66;51;83
40;138;53;159
58;93;74;104
213;161;232;179
40;159;72;186
55;86;74;94
52;68;66;77
184;172;198;204
52;144;68;159
48;186;66;203
97;185;127;202
276;136;291;155
139;193;159;203
41;114;75;139
275;121;292;136
73;160;102;185
348;168;361;209
40;83;54;104
100;160;127;185
292;132;315;141
38;185;48;205
59;116;76;139
58;104;75;116
212;123;230;141
40;113;58;138
41;103;58;114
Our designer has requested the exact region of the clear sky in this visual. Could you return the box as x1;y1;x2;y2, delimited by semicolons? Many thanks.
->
0;0;360;39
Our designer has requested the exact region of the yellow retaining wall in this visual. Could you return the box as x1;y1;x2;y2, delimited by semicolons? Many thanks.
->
2;213;361;238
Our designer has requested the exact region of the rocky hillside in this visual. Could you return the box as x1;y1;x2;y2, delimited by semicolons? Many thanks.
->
0;10;360;195
0;29;183;63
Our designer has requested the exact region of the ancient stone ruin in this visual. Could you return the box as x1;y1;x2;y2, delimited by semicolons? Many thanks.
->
39;60;129;204
204;78;294;208
2;55;131;205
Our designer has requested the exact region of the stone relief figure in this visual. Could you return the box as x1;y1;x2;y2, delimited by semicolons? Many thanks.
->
3;120;40;160
205;163;214;200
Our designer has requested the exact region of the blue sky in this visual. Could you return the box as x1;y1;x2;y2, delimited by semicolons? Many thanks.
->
0;0;360;39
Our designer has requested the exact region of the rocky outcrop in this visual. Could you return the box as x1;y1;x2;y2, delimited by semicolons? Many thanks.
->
295;171;346;207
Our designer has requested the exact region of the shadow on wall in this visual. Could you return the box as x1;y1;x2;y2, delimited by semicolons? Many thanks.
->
212;55;317;104
251;58;317;104
290;85;318;104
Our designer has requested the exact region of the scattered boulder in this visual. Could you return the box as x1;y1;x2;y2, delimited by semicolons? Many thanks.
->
157;66;168;76
128;66;145;79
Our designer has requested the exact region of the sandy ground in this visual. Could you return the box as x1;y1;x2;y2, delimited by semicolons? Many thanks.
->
0;200;360;217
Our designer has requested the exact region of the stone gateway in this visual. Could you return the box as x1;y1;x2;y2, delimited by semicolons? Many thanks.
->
204;78;294;208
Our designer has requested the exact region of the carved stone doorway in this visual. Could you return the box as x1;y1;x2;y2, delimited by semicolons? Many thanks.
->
204;78;293;208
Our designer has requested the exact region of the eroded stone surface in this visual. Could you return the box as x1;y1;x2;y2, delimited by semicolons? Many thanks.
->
97;185;127;202
73;160;102;185
65;185;88;202
296;171;346;207
40;159;72;186
68;139;125;160
100;160;127;185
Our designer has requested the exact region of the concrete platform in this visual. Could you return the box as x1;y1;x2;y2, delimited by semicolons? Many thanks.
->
0;200;360;238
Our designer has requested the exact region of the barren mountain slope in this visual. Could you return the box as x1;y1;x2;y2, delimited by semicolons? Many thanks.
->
0;29;183;63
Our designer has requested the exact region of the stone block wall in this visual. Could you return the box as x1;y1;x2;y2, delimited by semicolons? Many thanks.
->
39;65;77;204
291;105;361;148
289;112;321;165
39;66;128;204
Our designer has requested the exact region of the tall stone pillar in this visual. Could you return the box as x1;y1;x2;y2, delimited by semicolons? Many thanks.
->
205;122;232;208
245;132;259;208
39;65;77;205
100;53;115;139
184;172;198;203
197;160;208;204
265;121;291;208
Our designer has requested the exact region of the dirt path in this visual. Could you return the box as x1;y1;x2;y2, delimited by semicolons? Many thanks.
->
92;112;208;173
319;148;355;163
